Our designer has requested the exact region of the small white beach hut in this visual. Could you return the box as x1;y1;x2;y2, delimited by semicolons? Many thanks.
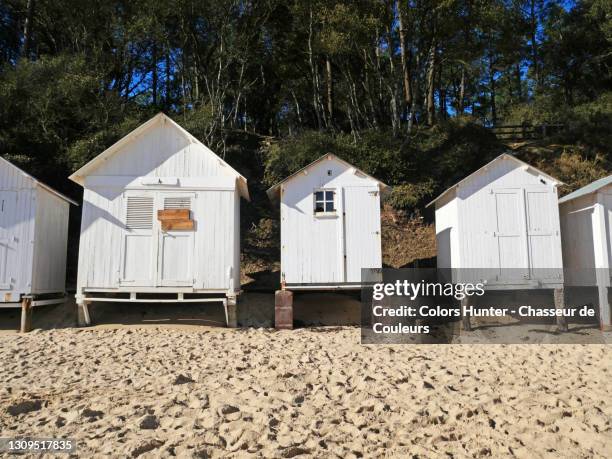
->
267;154;389;290
0;157;76;332
559;176;612;329
427;153;564;290
70;113;249;326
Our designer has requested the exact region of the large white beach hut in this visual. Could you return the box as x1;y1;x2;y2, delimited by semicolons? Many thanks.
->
427;153;564;290
559;176;612;329
70;113;249;326
0;157;76;332
267;154;389;290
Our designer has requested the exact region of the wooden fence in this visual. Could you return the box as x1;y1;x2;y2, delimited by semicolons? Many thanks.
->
489;123;565;141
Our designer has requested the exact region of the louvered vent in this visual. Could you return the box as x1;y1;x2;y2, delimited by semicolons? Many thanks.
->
125;196;154;229
164;197;191;210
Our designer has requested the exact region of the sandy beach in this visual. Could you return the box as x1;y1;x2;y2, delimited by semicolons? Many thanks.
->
0;296;611;458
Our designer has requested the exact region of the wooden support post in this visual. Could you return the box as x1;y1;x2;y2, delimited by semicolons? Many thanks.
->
460;296;472;332
20;297;32;333
77;301;92;327
226;296;238;328
554;288;568;332
275;290;293;330
597;285;611;331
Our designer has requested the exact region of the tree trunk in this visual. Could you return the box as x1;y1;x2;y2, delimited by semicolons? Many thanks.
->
21;0;35;59
165;50;171;108
326;55;333;123
529;0;540;91
152;42;158;106
425;41;436;126
308;7;323;129
489;58;497;125
458;66;466;114
396;0;413;120
515;63;522;102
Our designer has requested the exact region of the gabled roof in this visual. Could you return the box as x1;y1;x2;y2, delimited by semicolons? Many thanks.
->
266;153;390;200
559;175;612;204
69;113;250;200
0;156;77;205
426;153;562;208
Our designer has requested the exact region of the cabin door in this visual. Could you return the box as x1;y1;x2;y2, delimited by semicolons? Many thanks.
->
156;194;195;287
524;188;562;280
343;186;382;283
492;189;529;281
121;194;156;287
120;192;195;288
0;191;17;290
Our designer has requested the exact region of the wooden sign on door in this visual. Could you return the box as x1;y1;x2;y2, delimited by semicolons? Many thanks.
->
157;209;194;231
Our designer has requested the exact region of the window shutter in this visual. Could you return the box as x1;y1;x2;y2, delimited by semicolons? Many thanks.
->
125;196;154;229
164;197;191;210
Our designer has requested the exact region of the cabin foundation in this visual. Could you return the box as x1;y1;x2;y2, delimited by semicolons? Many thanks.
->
20;297;32;333
553;288;568;332
275;290;293;329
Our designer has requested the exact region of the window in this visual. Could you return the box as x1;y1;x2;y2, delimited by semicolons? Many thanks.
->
164;196;191;211
314;190;335;213
125;196;154;230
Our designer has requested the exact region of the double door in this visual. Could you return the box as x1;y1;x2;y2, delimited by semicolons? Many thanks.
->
120;191;195;288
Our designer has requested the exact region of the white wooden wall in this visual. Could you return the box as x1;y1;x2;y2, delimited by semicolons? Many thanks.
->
0;160;36;302
31;188;70;293
280;157;382;286
76;120;241;295
436;157;563;288
560;186;612;287
0;159;70;301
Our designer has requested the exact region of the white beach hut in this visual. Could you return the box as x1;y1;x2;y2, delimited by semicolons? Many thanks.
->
427;153;564;291
267;154;389;290
558;176;612;330
70;113;249;327
0;157;76;332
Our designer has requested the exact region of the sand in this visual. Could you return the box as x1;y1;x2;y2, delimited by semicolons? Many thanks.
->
0;314;610;458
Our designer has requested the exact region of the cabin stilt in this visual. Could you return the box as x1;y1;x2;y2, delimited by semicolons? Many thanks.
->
20;297;32;333
226;296;238;328
275;290;293;330
77;301;92;327
554;288;568;332
460;296;472;332
597;285;611;331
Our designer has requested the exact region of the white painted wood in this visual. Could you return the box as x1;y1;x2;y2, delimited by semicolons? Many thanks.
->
72;114;246;301
344;186;382;282
0;158;72;302
434;155;563;289
276;155;385;288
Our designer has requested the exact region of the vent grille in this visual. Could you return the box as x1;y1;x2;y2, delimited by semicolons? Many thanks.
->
125;196;154;229
164;197;191;210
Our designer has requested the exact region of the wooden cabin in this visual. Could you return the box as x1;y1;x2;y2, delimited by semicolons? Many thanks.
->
559;176;612;330
0;157;76;332
427;153;564;291
267;154;388;291
70;113;249;327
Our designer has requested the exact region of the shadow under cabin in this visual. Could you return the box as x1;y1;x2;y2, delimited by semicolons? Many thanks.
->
267;153;390;329
427;153;567;331
0;157;76;332
70;113;249;327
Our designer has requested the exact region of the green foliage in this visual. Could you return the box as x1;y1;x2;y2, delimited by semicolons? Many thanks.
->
263;120;505;213
0;54;133;186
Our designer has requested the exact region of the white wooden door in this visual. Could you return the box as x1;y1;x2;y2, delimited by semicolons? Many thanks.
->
493;189;529;281
603;194;612;274
343;186;382;283
524;188;562;278
157;194;195;287
120;194;156;286
0;191;17;290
